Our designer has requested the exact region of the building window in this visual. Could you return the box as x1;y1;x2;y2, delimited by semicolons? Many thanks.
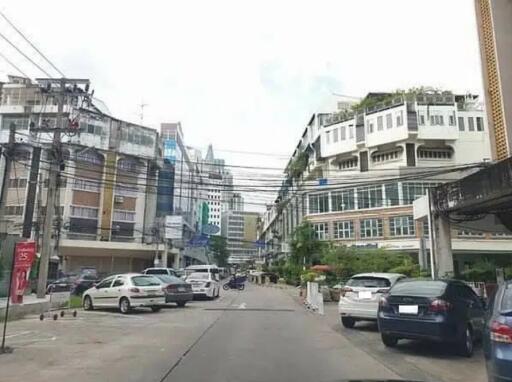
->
357;185;383;209
423;220;430;237
402;182;439;204
338;158;358;170
360;218;383;238
1;116;30;130
389;216;416;236
468;117;475;131
5;205;23;216
313;222;329;240
430;115;444;126
449;114;455;126
308;193;329;214
476;117;484;131
333;128;339;142
77;151;102;165
417;148;452;160
384;183;399;207
386;113;393;129
340;126;346;140
377;116;384;131
331;189;355;211
458;117;465;131
372;150;401;163
367;120;374;134
70;206;98;219
334;220;354;239
349;125;354;139
418;114;425;125
113;210;136;222
8;178;27;188
396;111;403;127
73;179;101;192
326;131;331;144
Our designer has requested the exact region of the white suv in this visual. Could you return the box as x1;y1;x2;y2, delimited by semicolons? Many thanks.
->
82;273;165;314
143;268;178;277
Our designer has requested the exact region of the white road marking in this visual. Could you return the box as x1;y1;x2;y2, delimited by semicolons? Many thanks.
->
5;330;32;339
238;303;247;309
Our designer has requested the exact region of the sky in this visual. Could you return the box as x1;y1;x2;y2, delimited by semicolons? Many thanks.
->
0;0;484;212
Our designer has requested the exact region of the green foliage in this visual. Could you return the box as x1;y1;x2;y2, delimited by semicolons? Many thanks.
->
301;271;317;283
281;262;302;286
209;236;229;267
321;245;418;279
458;259;497;282
290;221;325;266
287;152;309;179
67;295;82;309
30;256;40;279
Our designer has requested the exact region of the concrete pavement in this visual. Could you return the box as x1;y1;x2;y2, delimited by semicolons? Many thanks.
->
0;283;400;382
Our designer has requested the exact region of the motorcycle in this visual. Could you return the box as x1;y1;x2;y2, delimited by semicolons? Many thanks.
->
223;276;246;291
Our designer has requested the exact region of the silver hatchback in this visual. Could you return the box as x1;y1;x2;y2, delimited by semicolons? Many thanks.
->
338;272;405;328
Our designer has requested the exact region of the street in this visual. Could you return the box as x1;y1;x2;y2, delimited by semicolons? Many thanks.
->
0;284;485;382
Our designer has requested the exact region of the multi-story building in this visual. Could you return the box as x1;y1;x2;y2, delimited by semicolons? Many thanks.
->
0;76;161;275
222;210;259;264
259;90;512;273
229;192;244;212
475;0;512;160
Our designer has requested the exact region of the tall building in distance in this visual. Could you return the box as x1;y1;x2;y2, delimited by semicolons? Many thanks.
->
475;0;512;160
229;192;244;211
222;210;260;264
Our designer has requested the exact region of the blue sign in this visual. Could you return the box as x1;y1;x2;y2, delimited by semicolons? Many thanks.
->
202;224;220;235
188;234;209;247
255;240;265;249
163;139;177;164
318;178;328;186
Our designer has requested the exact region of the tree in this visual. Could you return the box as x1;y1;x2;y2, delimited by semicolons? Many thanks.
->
290;222;324;267
209;236;229;267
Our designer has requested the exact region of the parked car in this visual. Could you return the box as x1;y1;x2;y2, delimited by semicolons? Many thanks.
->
338;272;406;328
378;279;486;357
143;267;178;277
152;274;193;307
82;273;165;314
185;265;220;281
484;281;512;382
71;274;99;295
46;275;77;294
186;272;220;299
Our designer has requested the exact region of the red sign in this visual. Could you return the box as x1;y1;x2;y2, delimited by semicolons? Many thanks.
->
10;241;36;304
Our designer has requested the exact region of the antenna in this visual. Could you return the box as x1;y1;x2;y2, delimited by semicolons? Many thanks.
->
139;101;148;124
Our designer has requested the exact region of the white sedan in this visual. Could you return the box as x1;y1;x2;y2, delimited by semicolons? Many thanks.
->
186;272;220;299
82;273;165;314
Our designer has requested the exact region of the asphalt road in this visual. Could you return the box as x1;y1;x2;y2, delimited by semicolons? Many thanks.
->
1;283;400;382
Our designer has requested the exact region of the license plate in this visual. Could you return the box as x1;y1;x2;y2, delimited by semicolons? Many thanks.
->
399;305;419;315
358;291;372;299
177;287;186;292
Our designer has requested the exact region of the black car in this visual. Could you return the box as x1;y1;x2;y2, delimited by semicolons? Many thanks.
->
70;274;99;295
46;275;77;294
484;281;512;382
378;279;486;357
153;274;194;307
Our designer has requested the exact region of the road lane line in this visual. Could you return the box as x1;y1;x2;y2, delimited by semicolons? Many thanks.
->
238;302;246;309
5;330;32;339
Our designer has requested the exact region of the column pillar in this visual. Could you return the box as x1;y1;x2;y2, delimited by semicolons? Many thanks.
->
434;214;454;278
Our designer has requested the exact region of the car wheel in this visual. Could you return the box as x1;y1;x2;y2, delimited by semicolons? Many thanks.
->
341;316;356;329
223;284;230;290
151;306;161;313
83;295;93;311
177;301;186;308
457;325;474;357
119;297;131;314
381;333;398;347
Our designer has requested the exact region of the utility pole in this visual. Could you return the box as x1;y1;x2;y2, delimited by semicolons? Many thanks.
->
35;77;90;299
0;124;16;233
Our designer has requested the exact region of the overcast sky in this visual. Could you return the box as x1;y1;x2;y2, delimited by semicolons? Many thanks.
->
0;0;484;211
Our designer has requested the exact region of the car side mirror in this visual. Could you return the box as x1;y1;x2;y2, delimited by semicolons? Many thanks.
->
93;283;98;289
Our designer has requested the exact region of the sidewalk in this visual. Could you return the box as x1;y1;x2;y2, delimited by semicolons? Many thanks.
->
0;294;51;320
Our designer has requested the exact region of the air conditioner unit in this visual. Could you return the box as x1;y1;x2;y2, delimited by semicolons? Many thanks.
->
114;196;124;204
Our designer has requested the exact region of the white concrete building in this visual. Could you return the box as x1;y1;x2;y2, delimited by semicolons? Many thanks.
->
259;91;512;273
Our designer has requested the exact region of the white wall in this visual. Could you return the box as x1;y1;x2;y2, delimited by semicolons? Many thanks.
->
365;105;409;147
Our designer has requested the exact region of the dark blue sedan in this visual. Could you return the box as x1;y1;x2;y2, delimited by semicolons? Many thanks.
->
377;279;485;357
484;281;512;382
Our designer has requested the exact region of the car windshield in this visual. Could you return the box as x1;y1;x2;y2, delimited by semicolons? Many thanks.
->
390;281;447;297
154;275;183;284
131;276;161;287
145;269;169;275
187;273;209;280
500;285;512;312
346;277;391;288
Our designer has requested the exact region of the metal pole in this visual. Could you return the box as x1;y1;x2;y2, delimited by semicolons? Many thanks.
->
427;190;436;280
1;237;17;354
37;78;64;298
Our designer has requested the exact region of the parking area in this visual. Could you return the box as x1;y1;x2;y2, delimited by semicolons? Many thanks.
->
323;302;486;382
0;291;242;382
